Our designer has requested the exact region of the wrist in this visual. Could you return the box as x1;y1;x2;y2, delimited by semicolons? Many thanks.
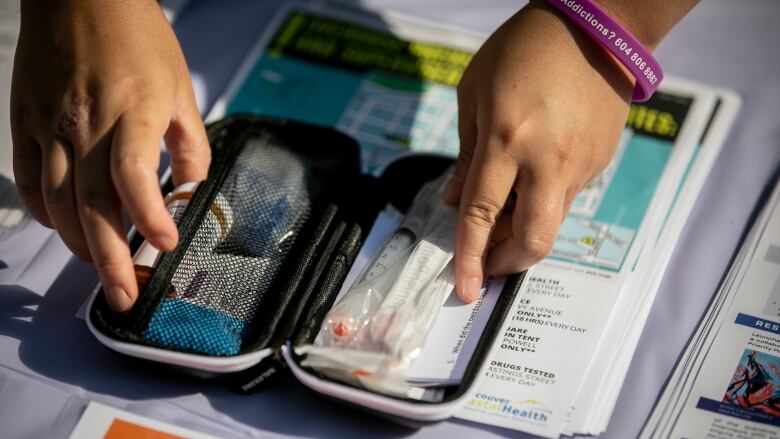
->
525;1;635;101
535;0;664;101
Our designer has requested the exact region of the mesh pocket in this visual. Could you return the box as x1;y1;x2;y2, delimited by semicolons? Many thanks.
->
141;137;313;356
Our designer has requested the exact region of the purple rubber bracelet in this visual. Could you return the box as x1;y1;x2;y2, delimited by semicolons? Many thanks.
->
544;0;663;101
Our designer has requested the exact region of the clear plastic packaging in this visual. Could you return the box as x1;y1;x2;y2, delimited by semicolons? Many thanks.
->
297;169;458;400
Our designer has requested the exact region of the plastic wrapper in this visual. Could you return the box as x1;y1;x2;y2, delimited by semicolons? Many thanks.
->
297;169;458;400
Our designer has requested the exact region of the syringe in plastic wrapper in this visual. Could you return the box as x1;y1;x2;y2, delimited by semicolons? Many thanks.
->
366;203;457;357
318;171;451;347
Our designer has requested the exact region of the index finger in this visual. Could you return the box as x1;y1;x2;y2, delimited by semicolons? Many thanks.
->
455;142;517;303
111;108;178;253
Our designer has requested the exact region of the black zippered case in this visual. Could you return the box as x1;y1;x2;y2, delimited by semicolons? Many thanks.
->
85;115;525;424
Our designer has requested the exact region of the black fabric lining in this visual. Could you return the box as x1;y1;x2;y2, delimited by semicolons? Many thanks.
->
248;203;343;351
268;207;345;349
292;224;363;346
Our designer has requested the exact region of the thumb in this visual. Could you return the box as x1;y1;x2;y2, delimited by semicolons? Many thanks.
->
455;143;516;303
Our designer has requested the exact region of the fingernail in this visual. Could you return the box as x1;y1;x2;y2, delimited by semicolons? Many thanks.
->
463;276;482;302
107;286;133;312
151;235;177;251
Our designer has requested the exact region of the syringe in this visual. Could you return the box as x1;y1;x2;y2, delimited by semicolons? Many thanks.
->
321;169;454;346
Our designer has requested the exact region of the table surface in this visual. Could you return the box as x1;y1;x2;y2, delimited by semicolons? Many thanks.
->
1;1;779;438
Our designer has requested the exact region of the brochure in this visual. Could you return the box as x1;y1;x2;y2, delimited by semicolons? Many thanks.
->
642;176;780;438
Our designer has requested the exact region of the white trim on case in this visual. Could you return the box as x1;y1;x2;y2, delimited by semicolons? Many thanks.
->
85;290;272;374
282;345;476;421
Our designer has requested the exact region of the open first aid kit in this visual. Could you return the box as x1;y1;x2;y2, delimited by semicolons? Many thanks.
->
84;115;525;425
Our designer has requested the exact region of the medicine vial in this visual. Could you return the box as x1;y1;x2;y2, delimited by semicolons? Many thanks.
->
132;182;234;292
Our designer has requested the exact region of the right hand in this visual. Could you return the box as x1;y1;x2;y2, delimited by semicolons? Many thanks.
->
444;2;634;302
11;0;211;312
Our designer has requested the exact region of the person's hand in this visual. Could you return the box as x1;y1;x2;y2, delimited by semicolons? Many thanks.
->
445;1;635;302
11;0;210;311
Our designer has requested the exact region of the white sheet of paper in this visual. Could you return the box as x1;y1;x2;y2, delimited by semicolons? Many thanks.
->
69;401;218;439
407;277;503;386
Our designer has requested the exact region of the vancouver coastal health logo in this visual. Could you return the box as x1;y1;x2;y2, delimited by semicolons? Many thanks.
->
466;393;552;425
